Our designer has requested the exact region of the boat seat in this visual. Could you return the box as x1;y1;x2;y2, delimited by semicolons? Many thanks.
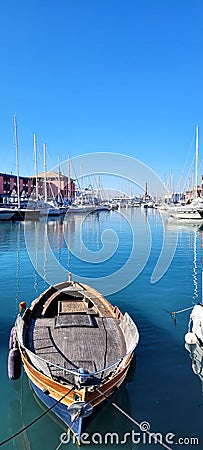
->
55;314;97;328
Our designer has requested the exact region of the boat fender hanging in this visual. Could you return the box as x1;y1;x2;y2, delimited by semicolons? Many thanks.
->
185;332;197;345
8;348;22;380
8;327;16;350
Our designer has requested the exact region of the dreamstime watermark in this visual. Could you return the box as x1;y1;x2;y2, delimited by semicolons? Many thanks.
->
24;152;178;295
60;421;199;447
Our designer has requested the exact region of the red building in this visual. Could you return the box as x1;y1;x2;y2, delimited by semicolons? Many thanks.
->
0;172;34;203
0;171;75;204
33;170;75;202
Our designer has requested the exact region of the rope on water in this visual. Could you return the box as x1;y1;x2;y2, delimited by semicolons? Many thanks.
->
95;387;173;450
0;386;74;447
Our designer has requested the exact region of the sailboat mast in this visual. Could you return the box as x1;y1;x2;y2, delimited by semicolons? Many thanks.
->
43;143;47;203
195;124;198;200
13;115;20;208
58;154;61;203
34;133;38;199
68;153;71;201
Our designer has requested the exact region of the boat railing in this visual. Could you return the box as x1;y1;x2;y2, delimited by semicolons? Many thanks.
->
22;343;127;379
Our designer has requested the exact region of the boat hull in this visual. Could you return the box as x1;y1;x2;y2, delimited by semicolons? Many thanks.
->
30;381;83;441
20;348;133;443
0;209;15;220
12;209;41;220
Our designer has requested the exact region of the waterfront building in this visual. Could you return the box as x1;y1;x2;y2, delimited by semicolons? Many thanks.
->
0;171;75;204
32;170;75;203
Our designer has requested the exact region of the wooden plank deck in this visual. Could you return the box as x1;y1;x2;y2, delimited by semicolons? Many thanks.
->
28;314;126;384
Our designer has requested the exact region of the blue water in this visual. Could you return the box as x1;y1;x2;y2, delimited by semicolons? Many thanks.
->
0;208;203;449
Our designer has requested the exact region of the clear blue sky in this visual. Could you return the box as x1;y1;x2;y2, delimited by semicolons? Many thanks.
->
0;0;203;190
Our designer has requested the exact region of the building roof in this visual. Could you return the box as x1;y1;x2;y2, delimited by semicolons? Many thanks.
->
30;170;69;179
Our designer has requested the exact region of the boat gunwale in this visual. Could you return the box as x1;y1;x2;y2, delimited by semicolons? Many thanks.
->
16;313;138;378
15;280;139;389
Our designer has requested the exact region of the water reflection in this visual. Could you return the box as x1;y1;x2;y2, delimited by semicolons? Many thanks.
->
185;340;203;396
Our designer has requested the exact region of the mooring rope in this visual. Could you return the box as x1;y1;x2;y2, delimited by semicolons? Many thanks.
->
55;411;81;450
95;387;173;450
0;387;74;447
170;306;194;315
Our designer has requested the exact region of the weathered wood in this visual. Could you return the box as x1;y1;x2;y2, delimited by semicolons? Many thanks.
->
22;280;139;388
29;314;126;383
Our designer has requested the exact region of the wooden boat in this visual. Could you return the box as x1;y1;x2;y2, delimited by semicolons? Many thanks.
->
9;275;139;444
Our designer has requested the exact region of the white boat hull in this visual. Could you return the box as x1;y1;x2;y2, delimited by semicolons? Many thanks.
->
0;209;15;220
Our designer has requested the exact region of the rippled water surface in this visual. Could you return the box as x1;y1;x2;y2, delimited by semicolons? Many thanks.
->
1;208;203;449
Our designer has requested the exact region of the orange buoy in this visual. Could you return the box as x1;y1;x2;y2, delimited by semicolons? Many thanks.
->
19;302;27;312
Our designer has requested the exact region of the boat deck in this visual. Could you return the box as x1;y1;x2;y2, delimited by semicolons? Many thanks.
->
26;312;126;385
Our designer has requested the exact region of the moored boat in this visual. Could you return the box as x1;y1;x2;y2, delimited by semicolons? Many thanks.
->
0;207;15;220
11;207;41;221
185;303;203;345
168;203;203;221
8;275;139;444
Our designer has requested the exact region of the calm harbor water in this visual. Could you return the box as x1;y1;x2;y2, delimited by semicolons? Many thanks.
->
1;207;203;449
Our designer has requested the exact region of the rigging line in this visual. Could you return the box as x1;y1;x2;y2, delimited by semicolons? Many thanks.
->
165;306;194;315
175;130;195;192
68;158;82;192
181;152;196;194
95;387;173;450
0;386;75;447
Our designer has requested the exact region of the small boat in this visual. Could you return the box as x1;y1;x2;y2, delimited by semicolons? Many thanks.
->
196;209;203;221
168;203;203;221
185;261;203;347
38;200;67;217
185;303;203;345
67;204;97;214
8;275;139;444
185;333;203;392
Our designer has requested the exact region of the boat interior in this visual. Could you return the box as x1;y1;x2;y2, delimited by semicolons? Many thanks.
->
24;284;127;386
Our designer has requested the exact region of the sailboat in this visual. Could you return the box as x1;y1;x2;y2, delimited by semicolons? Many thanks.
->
12;117;40;221
37;143;67;217
169;125;203;222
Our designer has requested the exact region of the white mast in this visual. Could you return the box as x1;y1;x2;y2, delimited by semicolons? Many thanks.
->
13;115;20;208
68;153;71;201
34;133;38;199
43;143;47;203
58;154;61;203
195;124;199;200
